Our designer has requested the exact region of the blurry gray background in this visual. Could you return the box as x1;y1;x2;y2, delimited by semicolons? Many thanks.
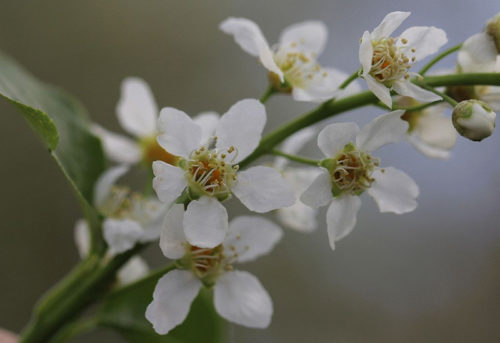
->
1;0;499;342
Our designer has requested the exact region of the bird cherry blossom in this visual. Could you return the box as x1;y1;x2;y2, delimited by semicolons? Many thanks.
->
396;97;457;159
94;165;167;254
220;17;348;102
301;111;419;250
152;98;295;249
359;11;447;107
93;77;219;166
146;205;282;334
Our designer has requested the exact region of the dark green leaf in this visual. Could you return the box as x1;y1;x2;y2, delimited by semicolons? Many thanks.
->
0;50;105;203
96;268;223;343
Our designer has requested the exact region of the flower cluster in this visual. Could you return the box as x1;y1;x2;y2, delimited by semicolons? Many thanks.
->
80;10;498;338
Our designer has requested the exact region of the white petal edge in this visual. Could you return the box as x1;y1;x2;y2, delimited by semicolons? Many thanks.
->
193;111;219;145
184;197;228;248
146;270;202;335
224;216;283;263
74;219;90;259
160;204;187;259
117;257;149;286
91;125;142;164
359;31;373;77
94;165;129;209
367;167;419;214
116;77;158;138
220;17;283;81
356;110;408;152
300;169;333;208
398;26;448;61
214;271;273;329
458;32;498;73
103;218;144;254
157;107;202;158
233;166;295;213
317;122;359;157
215;99;266;163
152;161;187;206
279;20;328;55
371;11;411;40
392;80;442;104
326;195;362;250
365;74;393;108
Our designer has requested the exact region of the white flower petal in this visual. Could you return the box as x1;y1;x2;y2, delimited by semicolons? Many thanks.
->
215;99;266;163
291;67;341;103
274;127;317;169
279;21;328;55
458;32;498;73
74;219;90;259
233;166;295;213
91;125;142;164
224;216;283;263
214;271;273;329
365;74;393;108
356;110;407;152
368;167;419;214
399;26;447;61
300;169;333;208
359;31;373;77
138;201;169;243
317;122;359;157
152;161;187;206
193;111;219;145
220;17;283;81
184;197;228;248
392;80;442;104
117;257;149;286
157;107;202;158
326;67;363;98
480;86;500;112
93;165;129;209
326;195;362;250
146;270;202;335
371;11;411;40
116;77;158;138
407;134;450;159
160;204;187;259
103;218;143;254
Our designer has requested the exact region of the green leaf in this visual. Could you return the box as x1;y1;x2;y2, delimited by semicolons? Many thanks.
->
96;268;223;343
0;50;105;203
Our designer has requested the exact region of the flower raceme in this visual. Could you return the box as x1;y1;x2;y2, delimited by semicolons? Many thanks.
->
359;11;447;107
92;77;219;166
152;98;295;249
220;17;352;102
301;111;419;250
146;206;282;334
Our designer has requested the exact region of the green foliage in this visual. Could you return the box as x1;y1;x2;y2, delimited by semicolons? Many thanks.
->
0;50;105;203
96;268;223;343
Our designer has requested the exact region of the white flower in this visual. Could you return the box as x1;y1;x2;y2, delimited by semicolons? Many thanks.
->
93;77;219;165
452;99;496;141
220;17;349;102
396;97;457;159
359;11;447;107
152;99;295;249
301;111;419;250
273;128;321;232
94;165;167;254
74;219;149;286
146;205;282;334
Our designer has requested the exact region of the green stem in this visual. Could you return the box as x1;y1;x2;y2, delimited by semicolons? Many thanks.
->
271;149;320;166
419;44;462;75
339;69;360;89
419;84;458;106
260;85;276;103
239;73;500;168
48;318;98;343
19;245;145;343
375;100;444;112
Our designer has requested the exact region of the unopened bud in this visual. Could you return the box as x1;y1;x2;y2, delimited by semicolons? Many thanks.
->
452;100;496;141
486;13;500;53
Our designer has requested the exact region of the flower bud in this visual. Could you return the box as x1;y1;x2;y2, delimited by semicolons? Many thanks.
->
452;100;496;141
486;13;500;53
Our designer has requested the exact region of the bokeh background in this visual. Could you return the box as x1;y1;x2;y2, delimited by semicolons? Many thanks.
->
1;0;499;342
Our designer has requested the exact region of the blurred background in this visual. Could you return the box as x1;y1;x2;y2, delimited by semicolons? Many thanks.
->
1;0;499;342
